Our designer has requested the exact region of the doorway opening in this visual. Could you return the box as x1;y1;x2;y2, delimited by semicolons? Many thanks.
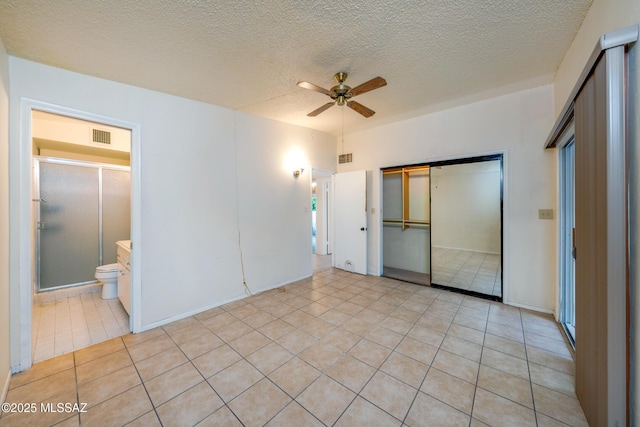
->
30;110;133;363
311;169;332;256
311;168;333;274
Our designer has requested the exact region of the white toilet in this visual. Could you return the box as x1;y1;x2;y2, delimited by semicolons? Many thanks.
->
95;263;119;299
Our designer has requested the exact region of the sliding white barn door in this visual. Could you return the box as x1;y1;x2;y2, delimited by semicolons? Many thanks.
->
332;170;367;275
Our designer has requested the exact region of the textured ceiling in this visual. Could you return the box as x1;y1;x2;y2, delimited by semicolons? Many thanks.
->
0;0;592;135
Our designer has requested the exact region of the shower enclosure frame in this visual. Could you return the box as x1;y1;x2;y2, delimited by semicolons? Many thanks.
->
33;156;131;292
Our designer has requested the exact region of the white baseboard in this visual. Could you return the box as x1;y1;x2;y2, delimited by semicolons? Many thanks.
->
505;300;554;315
139;274;313;332
1;368;11;404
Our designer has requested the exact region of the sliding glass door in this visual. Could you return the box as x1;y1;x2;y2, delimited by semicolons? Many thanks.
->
560;139;576;344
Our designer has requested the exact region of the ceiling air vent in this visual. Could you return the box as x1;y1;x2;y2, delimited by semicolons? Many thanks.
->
338;153;353;164
92;128;111;145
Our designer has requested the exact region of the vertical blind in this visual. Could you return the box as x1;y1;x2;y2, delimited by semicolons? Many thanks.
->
545;25;637;426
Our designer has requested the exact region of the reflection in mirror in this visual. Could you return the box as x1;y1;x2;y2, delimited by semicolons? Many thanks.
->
430;157;502;300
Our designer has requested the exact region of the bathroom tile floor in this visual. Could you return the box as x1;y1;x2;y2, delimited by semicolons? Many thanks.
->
4;255;587;426
32;290;130;363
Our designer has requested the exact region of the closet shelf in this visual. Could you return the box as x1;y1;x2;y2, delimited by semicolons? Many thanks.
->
383;219;430;229
382;164;430;231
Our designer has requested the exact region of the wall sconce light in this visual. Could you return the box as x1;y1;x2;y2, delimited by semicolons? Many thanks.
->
293;168;305;178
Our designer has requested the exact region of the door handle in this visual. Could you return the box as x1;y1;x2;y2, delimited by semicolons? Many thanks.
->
360;227;367;231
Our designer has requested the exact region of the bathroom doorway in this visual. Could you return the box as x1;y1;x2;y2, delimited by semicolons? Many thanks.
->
30;110;134;363
311;168;333;256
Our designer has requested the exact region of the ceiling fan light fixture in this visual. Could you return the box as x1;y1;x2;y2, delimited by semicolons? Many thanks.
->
298;72;387;118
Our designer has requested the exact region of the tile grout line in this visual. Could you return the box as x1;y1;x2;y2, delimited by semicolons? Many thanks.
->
521;312;582;426
120;335;166;426
243;276;419;425
398;290;449;426
325;275;420;425
164;320;243;426
521;306;540;427
468;301;497;426
15;259;584;426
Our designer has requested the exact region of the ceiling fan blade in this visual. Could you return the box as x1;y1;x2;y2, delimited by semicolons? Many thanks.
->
349;76;387;96
347;101;375;118
297;81;333;97
307;102;335;117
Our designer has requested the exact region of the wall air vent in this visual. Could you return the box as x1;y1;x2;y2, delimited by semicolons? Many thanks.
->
92;128;111;145
338;153;353;164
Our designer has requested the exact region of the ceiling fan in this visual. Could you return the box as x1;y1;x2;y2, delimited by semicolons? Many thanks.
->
297;72;387;118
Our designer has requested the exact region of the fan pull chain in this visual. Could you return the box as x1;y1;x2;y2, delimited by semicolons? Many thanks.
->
341;106;345;154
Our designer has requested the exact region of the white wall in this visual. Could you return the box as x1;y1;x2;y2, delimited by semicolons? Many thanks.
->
383;227;430;273
0;35;11;402
338;85;556;311
431;162;501;253
234;114;334;290
8;58;336;369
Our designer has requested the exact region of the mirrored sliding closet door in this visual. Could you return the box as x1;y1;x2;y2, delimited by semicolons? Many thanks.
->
430;155;503;300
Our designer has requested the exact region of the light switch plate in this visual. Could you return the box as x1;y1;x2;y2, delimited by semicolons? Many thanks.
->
538;209;554;220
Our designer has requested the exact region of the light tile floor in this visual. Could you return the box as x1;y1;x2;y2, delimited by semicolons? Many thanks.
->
3;255;588;426
432;248;502;298
32;291;130;363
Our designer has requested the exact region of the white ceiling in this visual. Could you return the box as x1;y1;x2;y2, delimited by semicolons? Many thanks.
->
0;0;592;135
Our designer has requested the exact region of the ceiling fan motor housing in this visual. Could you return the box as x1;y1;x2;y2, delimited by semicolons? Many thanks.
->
334;72;348;83
331;72;352;106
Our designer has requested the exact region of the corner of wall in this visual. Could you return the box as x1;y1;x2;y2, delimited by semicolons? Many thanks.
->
628;38;640;427
0;368;10;404
0;34;12;403
553;0;640;117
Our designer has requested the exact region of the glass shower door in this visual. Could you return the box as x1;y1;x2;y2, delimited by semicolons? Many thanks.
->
37;161;100;290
